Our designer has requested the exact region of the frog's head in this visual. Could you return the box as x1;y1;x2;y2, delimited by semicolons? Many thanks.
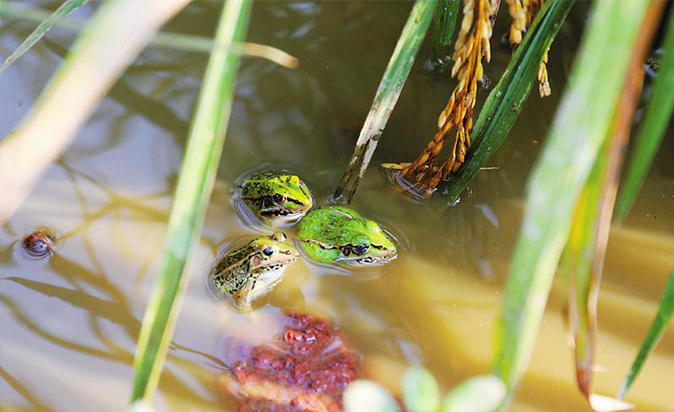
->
209;231;299;311
241;173;313;223
228;231;300;311
335;218;397;265
297;206;397;265
248;231;300;273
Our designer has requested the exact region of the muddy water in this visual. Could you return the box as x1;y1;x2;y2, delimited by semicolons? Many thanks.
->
1;1;673;412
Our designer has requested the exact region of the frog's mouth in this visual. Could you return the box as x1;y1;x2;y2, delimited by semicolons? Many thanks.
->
351;255;394;265
258;260;296;273
300;238;396;265
260;198;310;220
260;206;305;220
345;252;397;265
341;244;397;265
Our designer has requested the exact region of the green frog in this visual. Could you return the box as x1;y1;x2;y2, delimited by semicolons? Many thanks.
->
240;172;313;223
297;206;397;265
209;232;299;311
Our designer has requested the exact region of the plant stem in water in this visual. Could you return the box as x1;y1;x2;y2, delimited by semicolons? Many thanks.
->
130;0;251;403
332;0;435;204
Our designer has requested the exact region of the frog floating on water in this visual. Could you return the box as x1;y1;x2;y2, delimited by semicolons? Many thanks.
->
214;173;397;310
297;206;397;265
209;231;299;312
240;172;313;223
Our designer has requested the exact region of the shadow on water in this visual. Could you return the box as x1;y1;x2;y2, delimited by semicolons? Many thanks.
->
38;38;191;145
1;254;223;410
0;366;58;412
0;150;221;410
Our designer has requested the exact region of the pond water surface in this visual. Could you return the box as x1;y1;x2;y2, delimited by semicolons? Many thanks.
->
1;1;673;412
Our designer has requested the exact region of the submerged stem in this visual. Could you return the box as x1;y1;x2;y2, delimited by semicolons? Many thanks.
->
431;0;460;62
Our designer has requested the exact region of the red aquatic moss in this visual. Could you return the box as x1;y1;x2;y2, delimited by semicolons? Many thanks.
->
221;313;359;412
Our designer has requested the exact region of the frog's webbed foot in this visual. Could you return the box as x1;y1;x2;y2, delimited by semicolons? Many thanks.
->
231;284;254;313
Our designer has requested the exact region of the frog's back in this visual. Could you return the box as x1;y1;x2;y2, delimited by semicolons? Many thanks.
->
210;246;254;294
298;206;369;245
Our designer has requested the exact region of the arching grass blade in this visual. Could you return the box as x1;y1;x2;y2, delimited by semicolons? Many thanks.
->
559;4;659;408
616;11;674;220
0;0;89;73
333;0;435;203
491;0;649;409
0;3;297;68
129;0;251;403
618;265;674;399
0;0;192;224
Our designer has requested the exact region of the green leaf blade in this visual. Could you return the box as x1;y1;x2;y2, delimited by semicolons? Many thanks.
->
446;0;574;202
491;0;649;408
616;11;674;220
334;0;435;203
618;265;674;399
0;0;90;73
432;0;460;61
559;143;616;402
129;0;252;403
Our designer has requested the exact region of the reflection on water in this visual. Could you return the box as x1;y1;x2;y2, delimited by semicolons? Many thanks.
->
1;1;673;412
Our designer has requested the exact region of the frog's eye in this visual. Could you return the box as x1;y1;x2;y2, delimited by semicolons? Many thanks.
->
272;193;285;204
263;247;274;256
340;246;351;256
352;244;369;255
